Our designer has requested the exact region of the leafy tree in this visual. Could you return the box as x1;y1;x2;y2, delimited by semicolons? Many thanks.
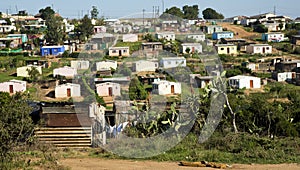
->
253;24;268;33
45;15;64;44
76;15;94;42
129;77;148;100
27;66;41;83
182;5;199;20
90;6;99;19
164;7;184;18
38;6;55;20
202;8;224;19
0;92;35;168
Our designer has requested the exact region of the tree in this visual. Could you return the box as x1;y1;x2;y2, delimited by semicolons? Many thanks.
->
202;8;224;19
164;7;184;18
253;24;268;33
182;5;199;20
76;15;94;42
0;92;35;167
27;66;41;83
90;6;99;19
38;6;55;20
129;77;148;100
45;15;64;44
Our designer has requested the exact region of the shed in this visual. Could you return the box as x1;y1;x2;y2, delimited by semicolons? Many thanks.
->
160;57;186;69
215;44;238;55
228;75;261;89
71;60;90;70
155;32;175;41
17;65;42;77
262;32;284;42
55;83;81;98
186;33;205;42
246;44;272;54
108;47;130;57
181;43;202;54
212;31;234;40
122;34;138;42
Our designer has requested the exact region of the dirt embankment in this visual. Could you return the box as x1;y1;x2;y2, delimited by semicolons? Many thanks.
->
60;158;300;170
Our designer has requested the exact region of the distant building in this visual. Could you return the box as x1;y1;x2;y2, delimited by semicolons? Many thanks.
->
108;47;130;57
261;32;284;42
17;65;42;77
291;35;300;45
155;32;175;41
53;66;77;78
122;34;138;42
96;60;118;71
204;25;223;34
152;80;181;95
186;33;205;42
0;79;26;94
212;31;234;40
132;60;158;72
228;75;261;89
96;82;121;97
246;44;272;54
181;43;202;54
160;57;186;68
71;60;90;70
215;44;238;55
40;45;65;56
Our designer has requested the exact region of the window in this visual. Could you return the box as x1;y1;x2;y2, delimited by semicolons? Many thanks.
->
123;50;127;52
168;61;171;64
112;50;116;53
266;47;270;50
220;48;224;50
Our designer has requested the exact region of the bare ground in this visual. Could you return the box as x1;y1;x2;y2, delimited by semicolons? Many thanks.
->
60;158;300;170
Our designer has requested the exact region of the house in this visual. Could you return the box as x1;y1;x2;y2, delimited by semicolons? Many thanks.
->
7;34;28;43
212;31;234;40
261;21;286;31
181;43;202;54
55;83;81;98
275;60;300;72
122;34;138;42
215;44;238;55
71;60;90;70
40;45;65;56
186;33;205;42
141;42;163;51
104;19;120;25
113;24;132;33
262;32;284;42
152;80;181;95
220;38;247;50
0;79;26;94
96;60;118;71
155;32;175;41
228;75;261;89
0;25;16;33
246;44;272;54
94;26;106;33
132;60;158;72
53;66;77;78
17;65;42;77
291;35;300;45
160;57;186;69
0;37;22;48
161;20;180;31
96;82;121;97
272;72;296;82
108;47;130;57
204;25;223;34
90;33;115;50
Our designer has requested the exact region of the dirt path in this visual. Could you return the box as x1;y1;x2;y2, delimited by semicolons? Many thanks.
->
60;158;300;170
218;23;259;40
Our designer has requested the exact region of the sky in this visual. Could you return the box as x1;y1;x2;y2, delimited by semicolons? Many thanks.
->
1;0;300;19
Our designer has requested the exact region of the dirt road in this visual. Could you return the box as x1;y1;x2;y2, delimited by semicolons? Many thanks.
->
218;22;259;40
61;158;300;170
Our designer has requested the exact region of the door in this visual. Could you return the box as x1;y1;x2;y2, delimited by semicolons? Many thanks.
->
9;85;13;93
119;50;122;56
171;85;175;94
262;47;265;54
67;88;71;97
108;87;113;96
227;47;230;54
192;47;195;53
250;80;254;88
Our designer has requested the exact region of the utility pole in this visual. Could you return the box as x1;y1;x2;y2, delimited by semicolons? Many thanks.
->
273;6;276;15
142;9;145;26
162;0;164;14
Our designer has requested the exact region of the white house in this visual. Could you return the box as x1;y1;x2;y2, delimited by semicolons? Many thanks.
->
186;33;205;42
215;44;238;55
108;47;130;57
53;66;77;78
17;65;42;77
94;26;107;33
155;32;175;41
132;60;158;72
70;60;90;70
96;82;121;97
262;32;285;42
0;25;17;33
181;43;202;54
160;57;186;69
228;75;261;89
122;34;138;42
273;72;295;82
0;79;26;94
55;83;81;98
113;24;132;33
204;25;223;34
152;80;181;95
195;76;214;88
96;60;118;71
246;44;272;54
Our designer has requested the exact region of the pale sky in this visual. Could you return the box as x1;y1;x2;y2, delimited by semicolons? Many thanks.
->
1;0;299;19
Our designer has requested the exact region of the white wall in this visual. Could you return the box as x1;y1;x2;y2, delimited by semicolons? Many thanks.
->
55;83;81;98
152;81;181;95
96;82;121;96
133;60;158;72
